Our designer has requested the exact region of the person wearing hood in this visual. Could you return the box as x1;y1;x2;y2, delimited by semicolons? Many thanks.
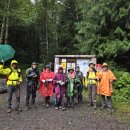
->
53;66;66;110
86;62;97;109
39;65;55;108
97;63;116;112
66;67;81;107
0;60;22;113
75;66;83;102
25;62;40;111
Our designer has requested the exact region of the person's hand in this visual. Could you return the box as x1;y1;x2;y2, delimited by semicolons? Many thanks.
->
46;79;49;82
57;81;60;84
42;80;46;83
33;75;37;78
96;78;100;81
58;80;62;84
48;79;53;82
17;82;21;85
60;82;65;86
110;80;113;83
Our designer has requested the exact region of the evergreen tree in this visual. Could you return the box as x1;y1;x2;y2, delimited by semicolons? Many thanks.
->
76;0;130;60
58;0;79;54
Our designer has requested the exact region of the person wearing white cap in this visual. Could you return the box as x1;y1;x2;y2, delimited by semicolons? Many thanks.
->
86;62;97;109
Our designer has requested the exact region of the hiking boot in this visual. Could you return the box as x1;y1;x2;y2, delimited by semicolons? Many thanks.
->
16;110;20;114
100;105;105;110
19;108;22;112
62;107;66;111
45;104;49;108
55;107;59;110
59;106;62;109
107;108;114;113
32;104;37;109
7;108;12;113
15;108;22;114
93;104;97;109
25;106;31;111
87;103;92;107
70;103;74;107
67;104;71;108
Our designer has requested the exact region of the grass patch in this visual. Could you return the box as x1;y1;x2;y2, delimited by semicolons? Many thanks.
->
83;87;130;123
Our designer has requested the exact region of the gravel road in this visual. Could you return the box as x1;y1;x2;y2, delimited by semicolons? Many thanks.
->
0;84;130;130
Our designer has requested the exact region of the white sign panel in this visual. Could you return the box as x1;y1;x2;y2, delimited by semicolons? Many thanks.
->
77;59;90;77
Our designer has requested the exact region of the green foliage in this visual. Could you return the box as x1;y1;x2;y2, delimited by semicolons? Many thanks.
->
76;0;130;59
113;71;130;103
57;0;79;54
113;88;130;103
115;72;130;89
38;63;45;73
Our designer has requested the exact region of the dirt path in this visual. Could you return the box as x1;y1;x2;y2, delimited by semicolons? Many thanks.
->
0;85;130;130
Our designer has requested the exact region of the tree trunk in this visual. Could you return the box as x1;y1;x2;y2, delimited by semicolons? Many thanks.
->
5;0;11;44
0;18;6;44
54;7;58;50
45;0;49;57
0;1;8;44
52;0;58;50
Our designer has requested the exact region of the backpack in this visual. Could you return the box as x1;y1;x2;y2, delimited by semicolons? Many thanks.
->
6;68;21;82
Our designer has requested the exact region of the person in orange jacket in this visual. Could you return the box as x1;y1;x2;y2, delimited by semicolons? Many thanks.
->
97;63;116;112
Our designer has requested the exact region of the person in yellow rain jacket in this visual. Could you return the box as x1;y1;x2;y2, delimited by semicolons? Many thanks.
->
97;63;116;112
0;60;22;113
86;62;97;109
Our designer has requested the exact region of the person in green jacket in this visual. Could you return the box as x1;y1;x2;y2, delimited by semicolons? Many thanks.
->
0;60;22;113
66;68;81;107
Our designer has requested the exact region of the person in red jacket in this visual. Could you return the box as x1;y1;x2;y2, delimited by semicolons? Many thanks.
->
39;65;55;108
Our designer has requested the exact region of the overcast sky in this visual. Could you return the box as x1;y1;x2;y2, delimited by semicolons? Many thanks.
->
31;0;35;4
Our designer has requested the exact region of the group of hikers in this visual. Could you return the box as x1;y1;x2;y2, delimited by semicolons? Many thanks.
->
0;60;116;114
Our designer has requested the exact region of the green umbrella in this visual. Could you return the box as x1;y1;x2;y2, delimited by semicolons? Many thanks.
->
0;44;15;62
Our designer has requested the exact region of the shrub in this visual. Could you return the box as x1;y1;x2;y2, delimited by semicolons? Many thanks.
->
113;70;130;103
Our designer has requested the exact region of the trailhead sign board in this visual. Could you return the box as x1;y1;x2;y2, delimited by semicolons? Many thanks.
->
54;55;96;77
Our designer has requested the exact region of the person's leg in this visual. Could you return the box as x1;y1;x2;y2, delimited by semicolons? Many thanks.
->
55;97;59;110
14;86;20;113
45;96;50;108
48;96;50;104
7;86;14;113
67;96;70;107
87;84;92;106
71;96;74;107
62;95;66;111
55;87;60;109
26;86;31;107
55;91;59;109
100;95;106;109
59;98;63;109
31;85;37;108
92;85;97;109
78;84;83;103
59;87;63;108
107;96;114;112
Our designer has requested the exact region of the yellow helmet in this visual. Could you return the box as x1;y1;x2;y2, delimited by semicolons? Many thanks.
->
11;60;18;65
